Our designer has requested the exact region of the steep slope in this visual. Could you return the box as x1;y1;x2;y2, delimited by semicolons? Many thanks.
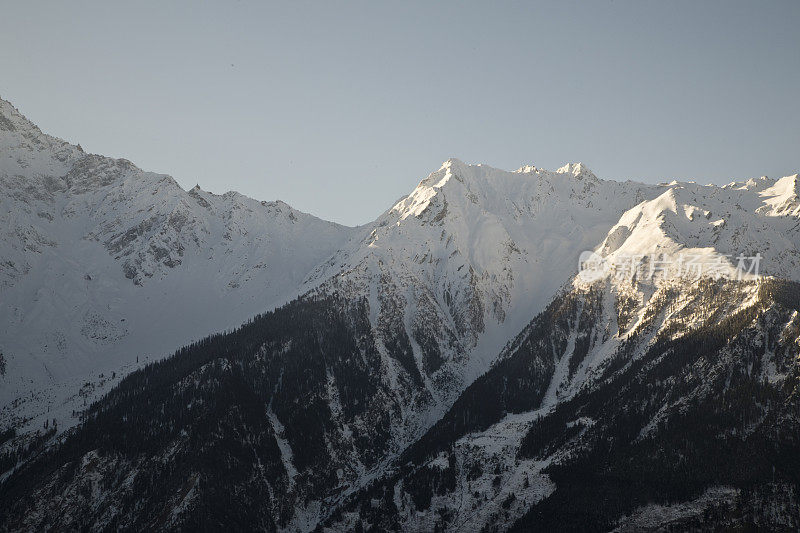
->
0;97;356;434
323;277;800;532
314;175;800;531
301;159;662;446
596;181;800;280
3;94;800;531
4;271;800;531
314;172;800;529
0;294;395;531
300;159;800;458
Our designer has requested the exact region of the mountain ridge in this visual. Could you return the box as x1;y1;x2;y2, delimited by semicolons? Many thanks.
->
3;92;799;441
0;96;357;435
1;96;800;531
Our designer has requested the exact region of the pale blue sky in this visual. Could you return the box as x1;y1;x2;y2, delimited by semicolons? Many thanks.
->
1;1;798;225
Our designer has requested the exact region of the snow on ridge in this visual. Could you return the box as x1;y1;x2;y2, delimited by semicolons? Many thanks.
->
580;178;800;287
0;97;358;435
759;174;800;217
299;158;671;458
556;161;597;180
309;160;800;430
3;92;800;465
0;97;85;180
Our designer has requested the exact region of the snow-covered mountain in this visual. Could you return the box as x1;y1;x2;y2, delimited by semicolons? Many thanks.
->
299;158;800;450
315;171;800;530
299;160;664;444
1;95;799;531
326;274;800;531
0;97;356;432
594;177;800;280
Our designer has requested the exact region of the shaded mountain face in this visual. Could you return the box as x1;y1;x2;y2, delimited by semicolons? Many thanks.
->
3;278;800;531
1;295;395;531
0;98;356;432
2;96;800;531
322;278;800;532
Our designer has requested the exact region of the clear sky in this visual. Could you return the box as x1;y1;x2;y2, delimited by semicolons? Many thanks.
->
1;1;798;226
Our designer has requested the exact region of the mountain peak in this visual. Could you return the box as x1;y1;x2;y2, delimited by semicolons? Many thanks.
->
515;164;538;174
441;157;467;168
759;173;800;216
556;162;596;180
0;97;85;179
0;96;41;136
438;157;470;177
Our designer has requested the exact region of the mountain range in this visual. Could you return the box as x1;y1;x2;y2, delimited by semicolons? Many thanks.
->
1;97;799;531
